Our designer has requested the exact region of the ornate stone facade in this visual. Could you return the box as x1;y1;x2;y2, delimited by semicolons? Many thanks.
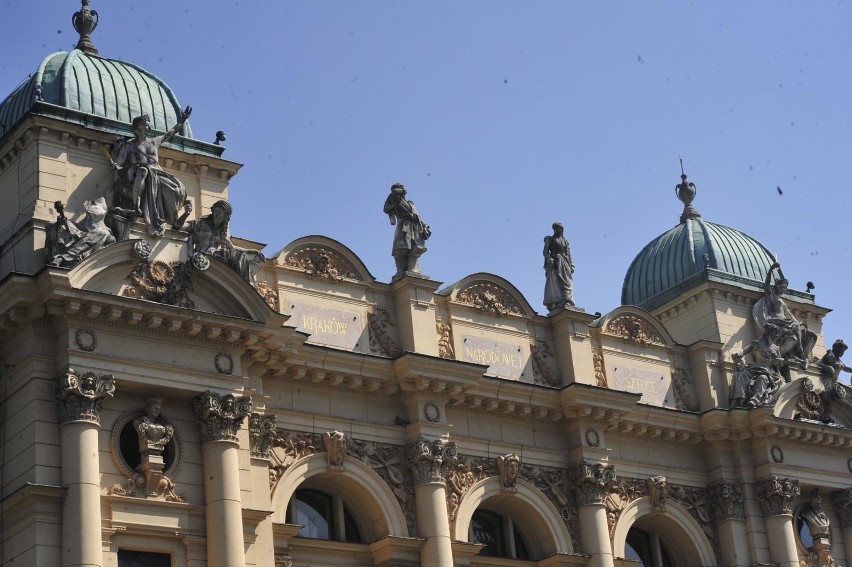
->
436;318;455;359
604;314;665;346
409;437;458;485
367;306;403;358
284;246;359;281
708;481;745;522
831;488;852;530
54;367;116;424
568;462;616;506
248;413;277;458
321;429;347;472
456;281;522;316
757;476;801;516
530;339;560;387
192;391;252;444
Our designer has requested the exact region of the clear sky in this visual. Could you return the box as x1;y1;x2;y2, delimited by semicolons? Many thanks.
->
2;1;850;355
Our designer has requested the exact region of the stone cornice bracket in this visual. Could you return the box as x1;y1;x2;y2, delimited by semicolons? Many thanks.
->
646;475;668;513
832;488;852;529
708;481;745;522
756;476;800;517
248;412;277;458
54;367;115;425
568;462;616;506
192;391;252;444
409;437;457;486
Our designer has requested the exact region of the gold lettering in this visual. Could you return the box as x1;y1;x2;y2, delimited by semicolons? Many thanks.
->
302;316;350;336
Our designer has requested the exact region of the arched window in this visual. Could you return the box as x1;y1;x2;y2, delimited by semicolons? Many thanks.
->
470;509;531;560
625;527;674;567
288;488;363;543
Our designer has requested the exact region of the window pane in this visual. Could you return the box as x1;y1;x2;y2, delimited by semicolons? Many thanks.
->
117;550;171;567
471;510;505;557
625;528;651;566
295;489;332;540
343;506;362;543
513;524;530;560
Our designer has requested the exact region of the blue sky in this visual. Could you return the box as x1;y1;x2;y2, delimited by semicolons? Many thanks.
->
2;1;850;354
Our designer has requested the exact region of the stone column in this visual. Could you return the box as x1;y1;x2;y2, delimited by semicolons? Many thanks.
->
569;462;616;567
193;391;252;567
709;481;750;567
55;368;116;567
247;413;278;567
757;476;801;567
832;489;852;558
409;437;456;567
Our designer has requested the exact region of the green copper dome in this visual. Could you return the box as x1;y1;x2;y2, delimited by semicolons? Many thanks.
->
621;173;776;309
0;49;191;141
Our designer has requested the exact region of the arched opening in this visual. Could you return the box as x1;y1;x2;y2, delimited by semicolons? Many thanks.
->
470;508;531;560
288;487;363;543
625;526;676;567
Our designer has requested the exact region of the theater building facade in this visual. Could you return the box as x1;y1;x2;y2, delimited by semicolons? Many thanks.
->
2;4;852;567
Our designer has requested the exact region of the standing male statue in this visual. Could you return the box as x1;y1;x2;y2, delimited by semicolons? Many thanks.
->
543;222;575;312
383;183;431;279
111;107;192;236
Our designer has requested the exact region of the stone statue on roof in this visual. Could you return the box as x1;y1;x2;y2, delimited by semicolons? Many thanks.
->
543;222;575;312
109;107;193;237
47;198;115;267
383;183;431;279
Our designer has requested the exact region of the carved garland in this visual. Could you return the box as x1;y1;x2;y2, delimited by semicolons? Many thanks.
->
456;282;522;316
604;314;665;346
367;306;403;358
530;340;561;387
256;282;280;311
436;318;456;360
593;352;608;387
284;246;360;281
671;366;699;412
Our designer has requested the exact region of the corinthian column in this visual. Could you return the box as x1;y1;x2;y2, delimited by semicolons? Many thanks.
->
193;391;252;567
756;476;801;567
569;462;616;567
55;368;116;567
709;481;749;567
831;489;852;559
409;437;456;567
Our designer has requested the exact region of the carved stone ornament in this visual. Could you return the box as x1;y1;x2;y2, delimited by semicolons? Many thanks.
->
604;314;665;346
456;282;522;316
530;339;560;387
55;367;116;425
497;453;521;493
593;352;608;387
75;328;97;352
646;475;668;513
284;246;360;281
671;366;699;412
123;257;206;309
605;478;651;536
349;438;415;536
133;397;175;497
107;473;186;503
794;377;846;424
192;391;252;444
770;445;784;463
274;553;294;567
436;318;456;359
268;431;320;490
446;457;490;525
667;484;717;558
831;488;852;530
215;353;234;375
248;413;277;459
708;481;745;522
367;306;403;358
256;281;279;310
423;402;441;423
569;462;616;506
409;437;458;486
322;429;347;472
756;476;800;517
519;463;578;549
801;489;838;567
584;429;601;448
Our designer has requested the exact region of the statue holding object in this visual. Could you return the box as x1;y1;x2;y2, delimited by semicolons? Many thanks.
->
383;183;431;279
543;222;575;312
47;198;116;267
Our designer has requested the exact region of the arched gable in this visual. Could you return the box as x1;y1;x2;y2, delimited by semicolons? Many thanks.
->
67;239;273;321
611;496;716;566
270;453;409;539
453;477;574;556
438;273;537;318
592;305;676;348
775;378;852;426
274;235;375;283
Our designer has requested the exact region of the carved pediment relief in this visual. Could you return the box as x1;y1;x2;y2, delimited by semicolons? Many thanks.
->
456;281;522;316
284;245;361;282
604;314;665;346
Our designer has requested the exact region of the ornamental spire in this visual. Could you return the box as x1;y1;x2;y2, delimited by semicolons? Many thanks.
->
676;158;700;223
72;0;100;55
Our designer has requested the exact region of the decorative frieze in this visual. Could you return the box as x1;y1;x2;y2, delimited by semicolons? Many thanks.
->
436;318;455;359
107;474;186;502
322;429;347;472
269;431;319;488
248;413;277;458
192;391;252;444
605;478;648;536
530;340;560;387
409;437;458;485
446;457;490;525
568;462;616;506
349;438;415;537
456;282;522;316
55;367;115;424
708;481;745;521
367;306;403;358
284;246;360;281
604;314;664;346
520;463;578;550
756;476;800;516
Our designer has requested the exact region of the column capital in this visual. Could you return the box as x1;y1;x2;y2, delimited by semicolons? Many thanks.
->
193;391;252;444
709;481;745;521
409;437;457;485
54;367;115;425
832;488;852;529
568;461;616;506
756;475;800;517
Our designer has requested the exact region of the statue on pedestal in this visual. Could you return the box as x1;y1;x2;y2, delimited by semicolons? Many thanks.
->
133;397;175;498
543;222;574;312
383;183;431;279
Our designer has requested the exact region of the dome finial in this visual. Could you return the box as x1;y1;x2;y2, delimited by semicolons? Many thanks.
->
676;158;700;223
72;0;100;56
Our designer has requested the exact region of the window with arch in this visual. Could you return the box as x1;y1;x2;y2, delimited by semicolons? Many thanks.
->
470;508;531;560
625;527;674;567
288;488;363;543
